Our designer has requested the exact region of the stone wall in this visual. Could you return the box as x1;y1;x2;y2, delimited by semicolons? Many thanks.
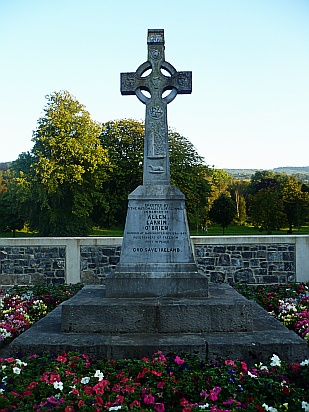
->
0;245;65;286
195;243;295;284
0;236;308;287
80;245;121;284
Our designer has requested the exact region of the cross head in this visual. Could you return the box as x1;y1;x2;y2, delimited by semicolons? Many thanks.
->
121;29;192;185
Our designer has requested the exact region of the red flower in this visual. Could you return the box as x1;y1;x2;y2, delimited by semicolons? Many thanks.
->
64;407;75;412
93;379;110;395
49;372;61;383
83;385;93;395
240;361;248;374
95;396;103;406
56;354;67;363
130;400;141;408
27;381;38;389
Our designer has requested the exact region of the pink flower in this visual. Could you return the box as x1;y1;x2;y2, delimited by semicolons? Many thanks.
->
143;393;155;404
175;356;185;365
154;403;165;411
224;360;236;367
209;386;221;402
240;361;248;374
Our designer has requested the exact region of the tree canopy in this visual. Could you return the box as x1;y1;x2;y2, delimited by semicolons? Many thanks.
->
12;91;111;236
99;119;212;229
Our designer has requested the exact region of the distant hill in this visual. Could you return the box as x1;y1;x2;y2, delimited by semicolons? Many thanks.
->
225;166;309;182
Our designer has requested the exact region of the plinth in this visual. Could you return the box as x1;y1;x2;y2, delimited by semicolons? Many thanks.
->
105;185;208;298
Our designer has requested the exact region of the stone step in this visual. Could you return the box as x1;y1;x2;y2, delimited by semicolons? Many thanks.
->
61;284;253;333
9;285;309;366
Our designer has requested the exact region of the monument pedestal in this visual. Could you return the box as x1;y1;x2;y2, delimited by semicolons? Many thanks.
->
10;284;308;365
105;184;208;298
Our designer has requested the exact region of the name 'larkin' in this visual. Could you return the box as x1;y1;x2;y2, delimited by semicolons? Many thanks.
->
146;219;167;225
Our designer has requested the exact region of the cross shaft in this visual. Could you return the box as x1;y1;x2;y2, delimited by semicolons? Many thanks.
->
121;29;192;185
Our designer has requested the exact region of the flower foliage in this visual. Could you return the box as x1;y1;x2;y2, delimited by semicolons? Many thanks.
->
0;351;308;411
0;284;83;347
234;283;309;343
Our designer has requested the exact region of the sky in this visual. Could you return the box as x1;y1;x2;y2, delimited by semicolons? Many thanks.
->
1;0;309;170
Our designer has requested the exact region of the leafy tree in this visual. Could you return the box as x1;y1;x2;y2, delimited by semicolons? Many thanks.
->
0;171;25;237
99;119;211;229
247;170;278;195
249;188;286;234
13;91;111;236
229;180;248;224
168;130;211;230
280;175;309;233
208;193;236;234
98;119;144;227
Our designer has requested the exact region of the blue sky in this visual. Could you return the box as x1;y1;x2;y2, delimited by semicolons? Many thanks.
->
1;0;308;169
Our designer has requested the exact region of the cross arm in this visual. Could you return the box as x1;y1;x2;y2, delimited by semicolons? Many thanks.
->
172;71;192;94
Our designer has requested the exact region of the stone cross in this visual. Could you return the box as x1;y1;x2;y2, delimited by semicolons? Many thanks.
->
121;29;192;185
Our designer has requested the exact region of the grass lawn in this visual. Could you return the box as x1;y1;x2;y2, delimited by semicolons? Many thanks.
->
1;225;308;238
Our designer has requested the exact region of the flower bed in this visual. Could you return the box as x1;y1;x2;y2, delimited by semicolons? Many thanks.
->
0;284;83;347
233;283;309;343
0;283;308;410
0;351;308;411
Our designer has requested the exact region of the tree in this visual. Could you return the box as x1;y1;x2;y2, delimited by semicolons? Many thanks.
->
0;171;25;237
280;175;309;233
99;119;212;229
98;119;144;227
249;188;286;234
229;180;248;224
14;91;111;236
168;130;211;230
208;193;236;234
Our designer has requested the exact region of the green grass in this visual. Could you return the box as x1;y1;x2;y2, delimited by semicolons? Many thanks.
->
191;224;309;236
1;225;308;238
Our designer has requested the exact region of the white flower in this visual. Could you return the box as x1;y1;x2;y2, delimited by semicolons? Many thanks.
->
300;359;309;366
260;365;269;372
81;376;90;384
270;354;281;367
248;371;257;378
53;381;63;391
302;401;309;411
94;370;104;381
0;389;4;394
109;407;122;411
16;359;27;367
199;405;209;409
12;367;21;375
262;403;278;411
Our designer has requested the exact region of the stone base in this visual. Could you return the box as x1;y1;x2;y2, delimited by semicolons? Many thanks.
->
105;269;209;298
61;284;251;333
9;284;308;366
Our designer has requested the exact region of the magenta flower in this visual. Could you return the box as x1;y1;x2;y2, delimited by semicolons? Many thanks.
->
175;356;185;365
143;393;155;404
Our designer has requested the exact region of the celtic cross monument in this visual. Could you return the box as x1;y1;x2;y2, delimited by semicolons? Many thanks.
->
121;29;192;186
105;29;208;298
